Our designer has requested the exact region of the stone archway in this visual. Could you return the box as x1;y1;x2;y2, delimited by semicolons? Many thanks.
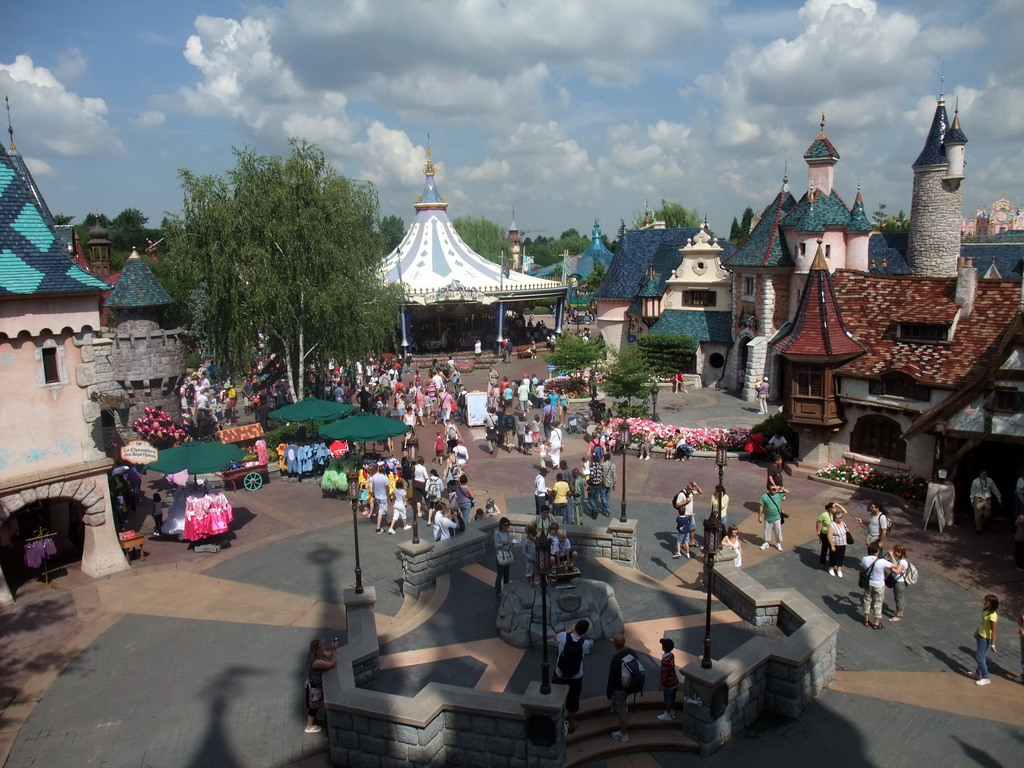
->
0;465;129;606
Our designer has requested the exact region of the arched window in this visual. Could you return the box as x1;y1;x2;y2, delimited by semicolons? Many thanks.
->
851;415;906;462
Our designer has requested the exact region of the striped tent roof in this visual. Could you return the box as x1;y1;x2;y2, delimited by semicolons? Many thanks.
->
382;152;562;295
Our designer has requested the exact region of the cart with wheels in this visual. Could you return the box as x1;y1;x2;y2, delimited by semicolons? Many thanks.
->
215;423;271;492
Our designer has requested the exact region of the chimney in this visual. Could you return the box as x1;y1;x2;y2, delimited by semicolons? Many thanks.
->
955;255;977;318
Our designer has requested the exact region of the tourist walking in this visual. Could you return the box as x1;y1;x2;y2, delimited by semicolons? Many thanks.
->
859;541;892;629
827;509;850;578
758;486;785;551
385;480;411;535
493;517;516;598
606;633;640;744
552;472;572;525
756;376;769;414
709;484;728;529
817;503;843;569
522;524;538;586
553;620;592;734
548;421;563;468
304;638;338;734
887;544;909;622
970;470;1002;534
971;594;999;686
534;468;550;516
657;638;677;721
571;468;585;525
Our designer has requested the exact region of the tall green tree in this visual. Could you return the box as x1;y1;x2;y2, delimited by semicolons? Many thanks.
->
602;345;657;415
585;261;606;292
637;334;696;377
654;199;702;229
452;215;508;264
379;214;405;253
544;335;605;376
164;140;403;401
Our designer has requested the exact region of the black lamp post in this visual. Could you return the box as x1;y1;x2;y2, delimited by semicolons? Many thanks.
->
700;440;728;668
536;536;553;694
619;422;630;523
651;385;659;423
348;469;364;594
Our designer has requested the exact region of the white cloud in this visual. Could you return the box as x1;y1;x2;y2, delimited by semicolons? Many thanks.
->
55;47;87;81
22;156;54;176
456;158;511;183
0;55;123;157
135;109;167;129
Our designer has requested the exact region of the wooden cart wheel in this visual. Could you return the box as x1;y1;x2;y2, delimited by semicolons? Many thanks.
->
243;472;263;491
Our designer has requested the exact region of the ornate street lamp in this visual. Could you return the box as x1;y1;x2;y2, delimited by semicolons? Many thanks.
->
536;536;553;694
348;469;364;594
701;440;728;668
619;422;630;523
650;385;659;423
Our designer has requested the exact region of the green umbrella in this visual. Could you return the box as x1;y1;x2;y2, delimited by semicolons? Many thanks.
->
146;441;247;475
269;399;354;423
317;412;410;442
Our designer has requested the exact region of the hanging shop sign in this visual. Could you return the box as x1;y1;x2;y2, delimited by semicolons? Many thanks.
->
121;440;159;464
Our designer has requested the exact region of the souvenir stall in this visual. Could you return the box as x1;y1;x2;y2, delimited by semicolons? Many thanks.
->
318;413;411;512
145;441;245;554
216;423;271;491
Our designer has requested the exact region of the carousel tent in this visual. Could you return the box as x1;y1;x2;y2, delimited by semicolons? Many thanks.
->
381;150;567;351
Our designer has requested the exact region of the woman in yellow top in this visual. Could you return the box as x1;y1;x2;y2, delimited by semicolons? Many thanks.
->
973;594;999;685
552;472;572;525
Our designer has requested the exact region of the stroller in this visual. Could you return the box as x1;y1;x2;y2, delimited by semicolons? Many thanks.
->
565;414;585;435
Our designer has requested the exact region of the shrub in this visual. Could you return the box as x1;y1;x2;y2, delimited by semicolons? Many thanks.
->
751;412;799;453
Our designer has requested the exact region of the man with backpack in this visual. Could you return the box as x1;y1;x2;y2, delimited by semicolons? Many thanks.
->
606;632;645;744
552;619;592;734
855;502;890;551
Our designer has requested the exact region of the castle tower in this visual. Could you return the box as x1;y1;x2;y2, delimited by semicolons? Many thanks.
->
804;115;839;196
103;250;185;426
845;182;872;272
907;95;967;277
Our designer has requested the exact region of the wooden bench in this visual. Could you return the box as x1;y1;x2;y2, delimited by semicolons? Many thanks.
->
514;345;536;359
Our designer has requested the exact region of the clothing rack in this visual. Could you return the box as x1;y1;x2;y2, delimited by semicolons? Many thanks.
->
26;527;59;588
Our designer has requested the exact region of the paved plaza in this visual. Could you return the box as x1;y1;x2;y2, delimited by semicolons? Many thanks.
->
1;370;1023;768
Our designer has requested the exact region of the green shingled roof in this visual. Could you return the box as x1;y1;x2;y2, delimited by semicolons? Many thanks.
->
0;144;109;296
783;189;852;231
722;188;797;268
105;253;173;308
647;310;733;343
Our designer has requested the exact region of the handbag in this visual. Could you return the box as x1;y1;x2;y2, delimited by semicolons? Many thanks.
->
845;529;854;545
859;555;881;590
497;548;514;566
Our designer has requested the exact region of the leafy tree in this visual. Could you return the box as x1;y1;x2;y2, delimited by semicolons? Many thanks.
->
53;213;75;225
110;207;154;254
379;214;405;253
559;227;581;240
872;202;888;228
636;334;697;377
584;261;606;292
602;345;657;415
729;217;740;243
654;199;702;229
164;140;403;402
544;334;605;376
452;215;508;264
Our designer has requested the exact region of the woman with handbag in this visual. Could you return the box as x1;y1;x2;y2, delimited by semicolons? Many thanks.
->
493;517;517;598
305;637;338;733
827;509;851;578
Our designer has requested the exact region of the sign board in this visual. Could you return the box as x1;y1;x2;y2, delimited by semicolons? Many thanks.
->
465;391;488;427
121;440;159;464
922;481;955;532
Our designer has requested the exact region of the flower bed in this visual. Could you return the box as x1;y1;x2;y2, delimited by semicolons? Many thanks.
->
455;359;475;373
815;462;928;505
608;417;750;451
544;374;595;398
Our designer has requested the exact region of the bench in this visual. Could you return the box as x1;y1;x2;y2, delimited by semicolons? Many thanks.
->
514;345;536;359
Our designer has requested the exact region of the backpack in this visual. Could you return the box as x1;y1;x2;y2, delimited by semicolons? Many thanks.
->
426;477;443;502
591;442;604;462
556;634;585;679
620;651;646;694
672;490;688;509
880;514;893;532
588;463;604;486
904;561;919;586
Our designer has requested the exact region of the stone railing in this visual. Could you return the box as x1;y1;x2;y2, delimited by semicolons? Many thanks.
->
677;562;838;756
396;515;637;597
325;587;568;768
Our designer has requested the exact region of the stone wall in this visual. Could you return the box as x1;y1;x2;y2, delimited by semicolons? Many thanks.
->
907;167;962;278
677;562;838;756
108;318;185;426
397;516;638;597
325;588;568;768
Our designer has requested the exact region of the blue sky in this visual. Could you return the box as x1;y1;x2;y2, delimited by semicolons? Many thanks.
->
2;0;1021;238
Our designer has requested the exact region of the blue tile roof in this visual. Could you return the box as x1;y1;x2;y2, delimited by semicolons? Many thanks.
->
721;189;797;268
803;133;840;161
961;242;1024;279
0;145;109;297
866;232;912;275
783;189;851;231
913;99;950;168
847;192;872;232
647;310;733;343
105;253;173;308
595;227;697;300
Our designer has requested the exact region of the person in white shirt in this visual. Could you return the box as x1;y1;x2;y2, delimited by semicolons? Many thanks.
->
433;506;458;541
970;470;1002;534
534;468;550;516
860;540;892;629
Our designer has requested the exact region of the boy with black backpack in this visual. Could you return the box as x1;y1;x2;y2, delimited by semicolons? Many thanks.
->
552;619;592;734
606;632;645;744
